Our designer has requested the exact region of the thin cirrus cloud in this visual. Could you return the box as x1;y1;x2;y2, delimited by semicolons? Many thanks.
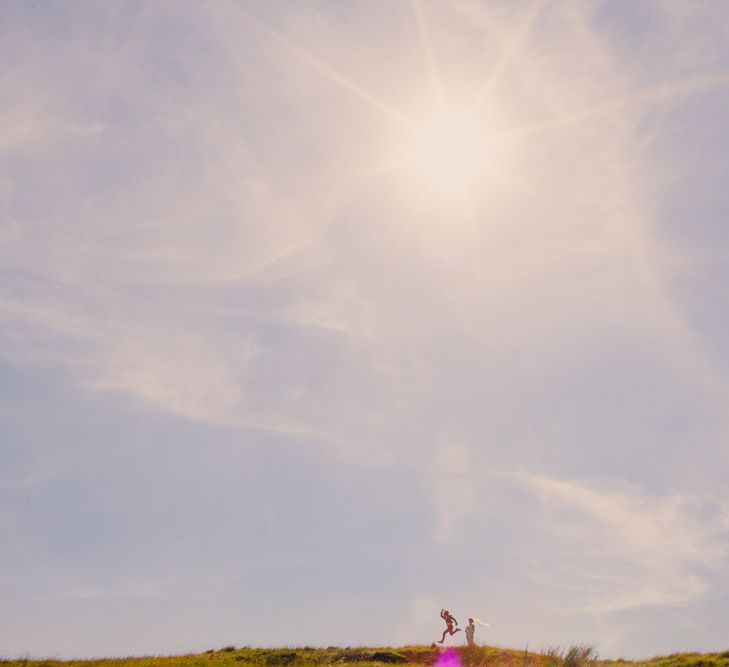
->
514;472;729;614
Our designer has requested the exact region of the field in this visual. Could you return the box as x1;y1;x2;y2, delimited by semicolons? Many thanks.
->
3;645;729;667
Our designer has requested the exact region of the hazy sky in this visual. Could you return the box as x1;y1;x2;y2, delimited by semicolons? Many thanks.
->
2;0;729;659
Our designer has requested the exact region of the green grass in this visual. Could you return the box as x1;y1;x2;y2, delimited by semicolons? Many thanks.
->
2;645;729;667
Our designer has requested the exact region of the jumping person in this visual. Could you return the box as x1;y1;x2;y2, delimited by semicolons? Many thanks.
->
438;609;461;644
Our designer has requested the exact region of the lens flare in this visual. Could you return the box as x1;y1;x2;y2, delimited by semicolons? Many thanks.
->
435;649;463;667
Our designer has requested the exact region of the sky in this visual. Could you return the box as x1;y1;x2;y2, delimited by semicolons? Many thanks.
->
2;0;729;660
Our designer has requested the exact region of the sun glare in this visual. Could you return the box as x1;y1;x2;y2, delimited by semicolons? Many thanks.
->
402;105;500;199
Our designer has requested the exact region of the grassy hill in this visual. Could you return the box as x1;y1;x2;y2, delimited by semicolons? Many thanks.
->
2;645;729;667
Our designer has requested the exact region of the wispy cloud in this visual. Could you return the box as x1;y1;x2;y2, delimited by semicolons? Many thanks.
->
515;472;729;613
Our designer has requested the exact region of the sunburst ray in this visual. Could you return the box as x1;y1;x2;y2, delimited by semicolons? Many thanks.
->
472;0;548;113
411;0;444;105
503;71;729;140
225;0;413;129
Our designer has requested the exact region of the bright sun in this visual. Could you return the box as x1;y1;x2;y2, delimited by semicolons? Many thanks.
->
241;5;522;206
403;105;496;198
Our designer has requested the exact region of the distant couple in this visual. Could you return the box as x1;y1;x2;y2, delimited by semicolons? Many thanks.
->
438;609;488;647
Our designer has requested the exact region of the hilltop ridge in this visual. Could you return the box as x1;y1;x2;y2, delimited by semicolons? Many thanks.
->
3;645;729;667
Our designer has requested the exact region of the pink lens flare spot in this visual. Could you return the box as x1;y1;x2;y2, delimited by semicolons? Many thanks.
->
435;649;462;667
